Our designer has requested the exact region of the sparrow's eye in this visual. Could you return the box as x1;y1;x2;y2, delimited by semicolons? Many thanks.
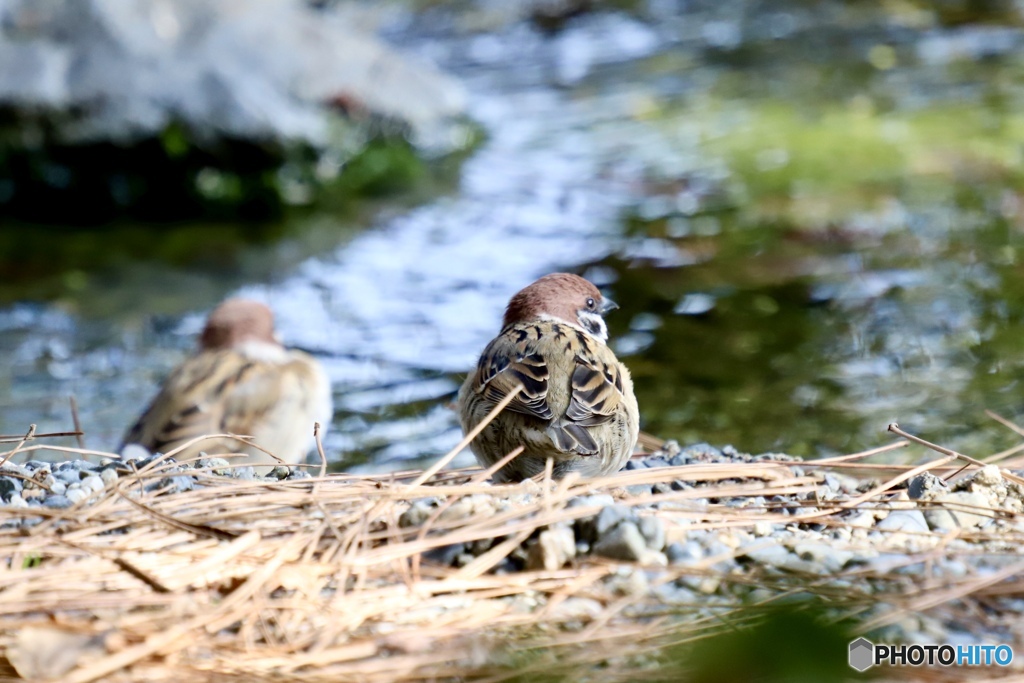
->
586;298;596;310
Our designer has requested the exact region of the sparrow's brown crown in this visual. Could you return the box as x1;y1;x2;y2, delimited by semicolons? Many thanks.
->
502;273;616;337
199;299;277;350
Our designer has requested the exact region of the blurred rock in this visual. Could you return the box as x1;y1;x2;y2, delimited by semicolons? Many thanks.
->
0;0;468;219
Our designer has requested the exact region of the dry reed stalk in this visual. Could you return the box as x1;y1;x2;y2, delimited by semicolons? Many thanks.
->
0;428;1021;682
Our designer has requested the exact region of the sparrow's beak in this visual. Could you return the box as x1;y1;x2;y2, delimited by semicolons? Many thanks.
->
599;297;619;315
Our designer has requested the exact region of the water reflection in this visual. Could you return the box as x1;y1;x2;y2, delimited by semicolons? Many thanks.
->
6;2;1024;468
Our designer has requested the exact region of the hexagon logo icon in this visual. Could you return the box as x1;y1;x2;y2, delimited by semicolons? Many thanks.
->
849;637;874;672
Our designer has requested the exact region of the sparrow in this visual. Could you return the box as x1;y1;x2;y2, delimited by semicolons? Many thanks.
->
121;298;333;471
458;273;639;482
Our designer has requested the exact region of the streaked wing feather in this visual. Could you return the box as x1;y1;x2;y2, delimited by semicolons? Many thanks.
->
565;359;623;426
476;338;553;421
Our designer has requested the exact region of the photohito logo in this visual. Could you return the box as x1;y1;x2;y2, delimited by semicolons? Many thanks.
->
848;638;1014;671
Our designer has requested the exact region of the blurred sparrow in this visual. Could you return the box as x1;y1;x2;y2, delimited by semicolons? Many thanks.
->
458;273;639;482
121;298;333;470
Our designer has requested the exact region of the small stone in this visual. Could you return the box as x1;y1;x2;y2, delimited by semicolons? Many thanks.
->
643;457;669;469
423;543;466;566
5;495;29;509
625;484;653;497
49;481;66;496
232;466;256;481
742;543;821;573
595;505;633;536
156;475;195;494
198;458;231;475
846;510;876;528
120;444;151;461
908;472;948;500
608;567;649;596
43;494;73;509
287;469;312;480
875;509;929;533
549;597;603;622
973;465;1003;488
639;550;668;566
270;466;291;480
624;460;645;471
927;491;994;530
54;470;82;486
100;468;119;486
65;488;89;504
527;525;576;571
666;541;702;565
793;542;855;573
0;476;22;501
81;475;104;494
593;521;647;561
637;516;665;551
566;494;615;510
399;500;436;528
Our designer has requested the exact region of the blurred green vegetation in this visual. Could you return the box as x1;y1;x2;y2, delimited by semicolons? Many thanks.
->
475;603;867;683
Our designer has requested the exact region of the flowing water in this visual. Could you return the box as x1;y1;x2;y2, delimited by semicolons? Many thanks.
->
5;0;1024;470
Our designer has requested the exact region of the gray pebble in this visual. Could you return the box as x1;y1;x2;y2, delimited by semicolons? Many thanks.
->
566;494;615;510
44;494;73;509
198;458;231;475
65;488;89;504
643;457;669;469
625;484;653;497
793;542;855;573
423;542;466;566
925;491;994;530
682;443;723;460
637;516;666;551
54;470;83;485
596;505;634;536
100;468;119;486
160;475;195;494
908;472;948;500
593;521;647;561
624;460;645;471
666;540;703;565
875;509;929;533
233;466;256;481
399;500;435;528
287;469;312;480
5;494;29;509
0;476;23;501
527;525;576;571
81;475;104;494
669;454;691;467
49;481;67;496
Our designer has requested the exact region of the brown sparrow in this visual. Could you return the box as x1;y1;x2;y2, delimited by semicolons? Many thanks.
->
458;273;639;482
121;298;333;471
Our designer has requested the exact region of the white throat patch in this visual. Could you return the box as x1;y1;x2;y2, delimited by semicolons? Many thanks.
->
576;310;608;343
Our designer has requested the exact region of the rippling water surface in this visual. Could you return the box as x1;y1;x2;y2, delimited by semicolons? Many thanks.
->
6;1;1024;469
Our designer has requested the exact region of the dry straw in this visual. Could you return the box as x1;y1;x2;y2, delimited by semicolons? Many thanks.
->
0;421;1022;681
